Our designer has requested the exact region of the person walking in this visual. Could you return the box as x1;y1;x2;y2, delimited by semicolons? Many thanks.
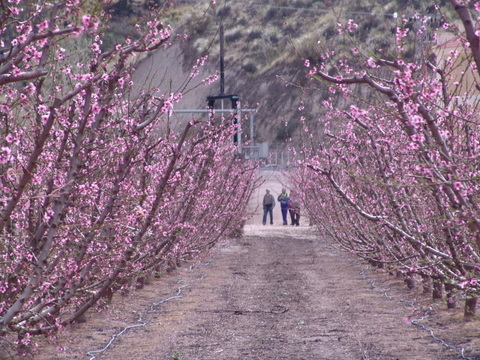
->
262;189;275;225
277;188;290;225
288;190;301;226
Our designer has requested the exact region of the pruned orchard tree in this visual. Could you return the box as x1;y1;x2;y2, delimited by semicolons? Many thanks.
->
0;0;257;351
294;0;480;317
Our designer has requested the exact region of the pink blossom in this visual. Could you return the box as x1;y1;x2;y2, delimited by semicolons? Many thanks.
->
91;42;101;53
453;182;463;191
366;57;377;68
37;19;49;31
82;14;92;28
347;19;358;33
0;147;11;164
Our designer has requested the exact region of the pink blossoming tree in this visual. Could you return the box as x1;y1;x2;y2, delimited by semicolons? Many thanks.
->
295;0;480;317
0;0;257;349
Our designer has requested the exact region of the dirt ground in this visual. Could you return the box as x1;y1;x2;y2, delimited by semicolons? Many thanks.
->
24;170;480;359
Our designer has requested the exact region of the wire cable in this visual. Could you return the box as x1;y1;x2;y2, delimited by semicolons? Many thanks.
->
85;259;213;359
327;239;473;360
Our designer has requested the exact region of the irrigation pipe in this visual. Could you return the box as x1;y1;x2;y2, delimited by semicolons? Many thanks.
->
325;240;473;360
85;259;212;360
360;269;472;359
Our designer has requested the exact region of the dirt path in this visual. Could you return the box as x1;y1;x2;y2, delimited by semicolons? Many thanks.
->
34;170;477;360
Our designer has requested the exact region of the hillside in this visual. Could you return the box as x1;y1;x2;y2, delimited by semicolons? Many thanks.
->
123;0;456;152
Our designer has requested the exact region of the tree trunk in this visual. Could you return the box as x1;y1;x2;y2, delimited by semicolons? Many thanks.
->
404;273;415;289
432;280;443;300
464;297;477;318
444;283;456;309
422;275;432;294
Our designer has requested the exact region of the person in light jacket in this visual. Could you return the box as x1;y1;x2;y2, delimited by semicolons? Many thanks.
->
262;189;276;225
277;188;290;225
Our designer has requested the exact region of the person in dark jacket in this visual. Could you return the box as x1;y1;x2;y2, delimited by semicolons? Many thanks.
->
277;188;290;225
288;190;300;226
262;189;276;225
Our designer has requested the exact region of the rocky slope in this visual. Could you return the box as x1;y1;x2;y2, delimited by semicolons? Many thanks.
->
128;0;455;151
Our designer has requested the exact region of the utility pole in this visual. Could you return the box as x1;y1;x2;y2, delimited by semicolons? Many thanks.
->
219;21;225;96
207;3;240;145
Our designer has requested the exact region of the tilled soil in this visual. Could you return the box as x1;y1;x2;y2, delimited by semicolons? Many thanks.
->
29;170;480;359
